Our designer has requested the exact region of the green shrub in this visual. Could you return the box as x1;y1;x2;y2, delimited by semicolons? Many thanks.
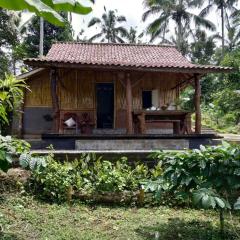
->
0;135;30;172
27;153;162;202
146;142;240;237
33;161;75;202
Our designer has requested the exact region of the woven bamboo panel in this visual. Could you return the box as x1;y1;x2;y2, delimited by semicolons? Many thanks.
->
25;71;51;107
76;70;94;109
25;69;183;111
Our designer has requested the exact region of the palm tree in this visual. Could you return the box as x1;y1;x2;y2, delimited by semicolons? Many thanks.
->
200;0;238;54
126;27;144;44
190;29;219;64
225;23;240;51
88;9;128;43
142;0;216;53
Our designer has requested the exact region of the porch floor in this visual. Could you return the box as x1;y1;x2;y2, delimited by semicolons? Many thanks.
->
42;133;221;140
25;133;223;152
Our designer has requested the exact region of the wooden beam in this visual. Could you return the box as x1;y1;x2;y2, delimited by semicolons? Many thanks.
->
171;75;195;90
194;74;201;134
126;72;133;134
50;69;60;133
24;60;234;74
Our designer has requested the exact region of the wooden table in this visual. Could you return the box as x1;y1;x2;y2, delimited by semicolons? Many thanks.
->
132;110;192;134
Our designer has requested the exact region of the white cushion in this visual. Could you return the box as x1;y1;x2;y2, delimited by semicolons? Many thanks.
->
64;117;76;127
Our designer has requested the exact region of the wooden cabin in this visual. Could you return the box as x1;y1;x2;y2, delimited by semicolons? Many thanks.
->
17;43;232;150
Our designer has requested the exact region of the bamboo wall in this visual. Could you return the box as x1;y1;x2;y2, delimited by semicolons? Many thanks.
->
25;68;184;129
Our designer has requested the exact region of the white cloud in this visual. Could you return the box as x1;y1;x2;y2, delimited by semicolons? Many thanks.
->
21;0;229;44
71;0;146;38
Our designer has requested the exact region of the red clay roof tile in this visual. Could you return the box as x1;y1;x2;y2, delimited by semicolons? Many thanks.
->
24;42;232;72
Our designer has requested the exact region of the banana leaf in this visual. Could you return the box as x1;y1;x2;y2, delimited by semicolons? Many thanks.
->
0;0;92;26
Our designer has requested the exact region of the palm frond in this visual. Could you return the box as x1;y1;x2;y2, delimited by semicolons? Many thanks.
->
150;27;165;42
115;26;129;38
146;15;169;34
199;4;214;17
88;32;103;42
115;35;125;43
142;6;162;21
193;14;216;31
88;17;101;27
117;15;126;22
188;0;204;8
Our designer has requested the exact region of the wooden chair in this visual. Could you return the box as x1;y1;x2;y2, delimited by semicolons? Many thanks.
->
61;112;79;134
79;112;95;134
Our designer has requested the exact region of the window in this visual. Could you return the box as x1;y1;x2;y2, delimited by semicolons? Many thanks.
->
142;89;159;109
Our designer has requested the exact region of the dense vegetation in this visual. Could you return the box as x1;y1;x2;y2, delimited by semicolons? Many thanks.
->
1;139;240;238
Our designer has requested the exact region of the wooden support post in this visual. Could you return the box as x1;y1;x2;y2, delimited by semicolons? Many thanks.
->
126;73;133;134
194;74;201;134
50;69;60;133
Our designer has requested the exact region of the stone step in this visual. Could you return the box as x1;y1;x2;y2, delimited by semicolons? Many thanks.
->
75;139;189;151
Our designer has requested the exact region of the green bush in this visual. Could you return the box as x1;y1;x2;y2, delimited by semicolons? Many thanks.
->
0;135;30;172
27;153;162;202
146;142;240;237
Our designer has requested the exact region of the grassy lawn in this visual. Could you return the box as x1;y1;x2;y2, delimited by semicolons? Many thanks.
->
1;194;240;240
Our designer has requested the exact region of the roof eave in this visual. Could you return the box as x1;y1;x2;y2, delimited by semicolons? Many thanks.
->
16;68;46;79
23;59;234;74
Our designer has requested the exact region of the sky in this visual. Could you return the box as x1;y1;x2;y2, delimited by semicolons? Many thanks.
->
71;0;147;39
21;0;228;43
72;0;224;42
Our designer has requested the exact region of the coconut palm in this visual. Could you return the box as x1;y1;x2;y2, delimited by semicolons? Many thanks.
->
142;0;216;53
126;27;144;44
225;23;240;51
200;0;238;54
88;9;128;43
190;29;219;64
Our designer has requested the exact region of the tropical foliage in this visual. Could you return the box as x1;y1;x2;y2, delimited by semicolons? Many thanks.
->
0;9;20;78
145;142;240;237
0;74;29;134
200;0;238;53
0;135;30;172
142;0;216;54
22;13;73;57
88;9;129;43
0;0;93;26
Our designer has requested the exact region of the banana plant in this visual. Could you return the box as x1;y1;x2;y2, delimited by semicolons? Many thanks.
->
0;0;94;26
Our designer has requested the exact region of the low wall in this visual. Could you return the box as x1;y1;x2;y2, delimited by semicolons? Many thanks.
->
75;139;189;151
23;107;53;135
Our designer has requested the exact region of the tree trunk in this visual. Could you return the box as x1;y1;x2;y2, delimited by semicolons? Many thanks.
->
177;22;181;51
219;209;225;239
39;17;44;57
13;58;16;76
177;18;183;53
162;21;167;43
221;4;225;56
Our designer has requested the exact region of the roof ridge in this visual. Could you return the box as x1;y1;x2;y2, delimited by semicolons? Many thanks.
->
51;41;176;48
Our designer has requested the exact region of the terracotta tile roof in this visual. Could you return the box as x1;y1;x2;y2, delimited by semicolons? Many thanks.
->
24;42;232;73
